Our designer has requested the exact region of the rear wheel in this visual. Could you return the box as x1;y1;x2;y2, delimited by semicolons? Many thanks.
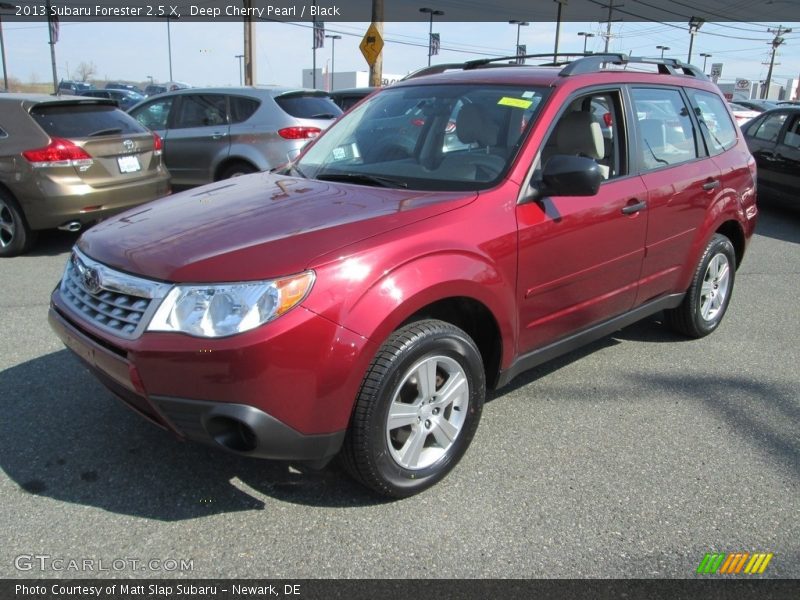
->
219;161;257;180
665;233;736;338
340;320;485;498
0;191;35;257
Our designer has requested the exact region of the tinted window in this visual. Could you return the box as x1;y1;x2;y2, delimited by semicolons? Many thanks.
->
274;93;341;119
0;126;7;138
229;96;260;123
30;104;147;137
686;89;737;156
173;94;227;128
751;112;788;142
632;88;699;170
130;97;174;130
782;115;800;148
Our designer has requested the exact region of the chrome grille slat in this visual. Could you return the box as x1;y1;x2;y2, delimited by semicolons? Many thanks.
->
58;248;172;340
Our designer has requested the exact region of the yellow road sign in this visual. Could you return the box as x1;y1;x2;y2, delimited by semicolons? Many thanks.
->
360;23;384;68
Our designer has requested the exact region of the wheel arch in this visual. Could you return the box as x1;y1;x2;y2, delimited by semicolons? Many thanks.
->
715;219;746;270
213;157;259;181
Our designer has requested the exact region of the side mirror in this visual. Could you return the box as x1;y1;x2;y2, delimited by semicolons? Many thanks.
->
526;155;603;201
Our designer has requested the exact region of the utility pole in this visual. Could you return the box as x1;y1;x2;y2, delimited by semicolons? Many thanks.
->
763;25;791;100
369;0;383;87
235;54;244;85
600;0;625;54
243;0;256;85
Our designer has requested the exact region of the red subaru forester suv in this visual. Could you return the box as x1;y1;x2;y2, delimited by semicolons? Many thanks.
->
49;55;757;497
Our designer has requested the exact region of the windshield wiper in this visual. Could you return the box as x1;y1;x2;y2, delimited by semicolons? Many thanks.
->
89;128;124;137
316;172;408;188
270;163;308;178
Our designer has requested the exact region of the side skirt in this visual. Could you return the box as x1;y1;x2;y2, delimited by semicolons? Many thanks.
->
496;293;685;388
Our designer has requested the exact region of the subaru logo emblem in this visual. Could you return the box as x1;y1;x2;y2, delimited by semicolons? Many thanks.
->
122;139;136;153
82;267;103;295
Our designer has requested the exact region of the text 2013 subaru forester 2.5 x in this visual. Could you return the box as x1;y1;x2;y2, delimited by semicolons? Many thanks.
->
49;55;757;497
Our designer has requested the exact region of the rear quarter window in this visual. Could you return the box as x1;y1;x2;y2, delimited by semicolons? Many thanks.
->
686;89;738;155
30;104;148;137
274;94;342;119
229;96;260;123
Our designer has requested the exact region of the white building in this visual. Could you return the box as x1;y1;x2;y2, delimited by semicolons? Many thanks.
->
301;69;404;91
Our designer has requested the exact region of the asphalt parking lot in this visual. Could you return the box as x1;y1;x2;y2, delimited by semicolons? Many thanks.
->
0;203;797;579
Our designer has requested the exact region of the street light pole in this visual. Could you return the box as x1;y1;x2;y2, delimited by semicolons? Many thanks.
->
509;20;529;64
687;16;704;64
325;34;341;91
419;7;444;67
157;15;177;82
235;54;244;86
656;45;670;59
699;52;712;73
578;31;595;54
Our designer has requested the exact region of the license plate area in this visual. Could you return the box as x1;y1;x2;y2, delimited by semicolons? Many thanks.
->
117;155;141;173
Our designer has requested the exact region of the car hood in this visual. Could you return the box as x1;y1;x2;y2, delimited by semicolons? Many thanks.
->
78;172;475;282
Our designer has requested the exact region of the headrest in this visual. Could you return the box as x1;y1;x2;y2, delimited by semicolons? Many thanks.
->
556;111;604;159
456;104;499;147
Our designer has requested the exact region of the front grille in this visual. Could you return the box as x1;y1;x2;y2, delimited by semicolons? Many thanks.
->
59;249;172;339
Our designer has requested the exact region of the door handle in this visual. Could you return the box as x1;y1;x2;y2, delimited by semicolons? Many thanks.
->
702;179;720;191
210;132;228;140
621;199;647;215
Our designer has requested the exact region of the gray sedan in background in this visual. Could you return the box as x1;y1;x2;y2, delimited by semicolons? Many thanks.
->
128;87;342;187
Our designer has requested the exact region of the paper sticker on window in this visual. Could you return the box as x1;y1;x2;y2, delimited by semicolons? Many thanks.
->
498;97;533;109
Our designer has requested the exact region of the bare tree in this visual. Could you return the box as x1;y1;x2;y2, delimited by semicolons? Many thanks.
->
75;61;97;82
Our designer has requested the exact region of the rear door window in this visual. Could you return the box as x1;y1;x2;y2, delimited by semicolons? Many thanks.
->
30;104;148;138
229;96;260;123
631;87;699;170
274;93;342;119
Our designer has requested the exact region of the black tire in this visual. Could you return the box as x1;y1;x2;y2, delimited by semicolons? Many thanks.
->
0;191;35;258
664;233;736;338
340;319;485;498
219;161;257;180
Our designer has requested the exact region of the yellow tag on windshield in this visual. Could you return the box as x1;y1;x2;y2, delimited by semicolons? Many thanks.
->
498;97;533;109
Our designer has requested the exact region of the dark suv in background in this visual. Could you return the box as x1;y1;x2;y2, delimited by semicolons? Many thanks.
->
49;55;757;497
0;94;170;256
127;87;341;186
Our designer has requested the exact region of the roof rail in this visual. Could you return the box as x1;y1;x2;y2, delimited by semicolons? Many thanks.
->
400;53;708;82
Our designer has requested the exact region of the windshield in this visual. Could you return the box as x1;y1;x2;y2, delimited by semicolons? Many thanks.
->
295;83;548;191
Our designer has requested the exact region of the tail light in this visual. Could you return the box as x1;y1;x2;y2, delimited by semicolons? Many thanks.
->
603;112;613;127
410;118;426;127
278;127;321;140
152;132;163;156
22;137;93;168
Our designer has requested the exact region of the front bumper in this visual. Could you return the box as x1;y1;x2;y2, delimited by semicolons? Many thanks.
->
48;294;368;463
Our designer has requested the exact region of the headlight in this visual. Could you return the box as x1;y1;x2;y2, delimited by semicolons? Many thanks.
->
147;271;315;338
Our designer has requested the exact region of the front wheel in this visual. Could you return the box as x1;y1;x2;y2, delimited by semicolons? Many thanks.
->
340;320;485;498
665;233;736;338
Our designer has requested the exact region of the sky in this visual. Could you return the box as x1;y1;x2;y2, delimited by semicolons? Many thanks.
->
1;19;799;92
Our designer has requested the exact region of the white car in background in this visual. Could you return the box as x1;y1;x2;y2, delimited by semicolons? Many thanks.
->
728;102;760;126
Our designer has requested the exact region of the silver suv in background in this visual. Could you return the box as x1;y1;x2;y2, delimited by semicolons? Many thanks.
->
128;87;342;187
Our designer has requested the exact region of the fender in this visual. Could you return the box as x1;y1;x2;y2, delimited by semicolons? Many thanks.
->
304;250;518;373
675;177;754;292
